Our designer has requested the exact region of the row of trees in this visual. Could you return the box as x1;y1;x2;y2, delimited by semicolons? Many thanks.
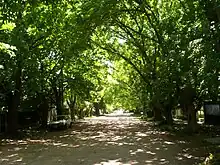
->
0;0;220;134
83;0;220;132
0;0;109;134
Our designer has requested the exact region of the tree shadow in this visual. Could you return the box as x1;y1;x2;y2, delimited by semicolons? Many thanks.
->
0;117;213;165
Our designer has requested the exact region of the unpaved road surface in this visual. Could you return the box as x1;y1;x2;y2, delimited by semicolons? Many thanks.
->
0;113;210;165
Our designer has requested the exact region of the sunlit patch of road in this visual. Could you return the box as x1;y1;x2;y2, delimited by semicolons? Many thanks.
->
86;110;137;122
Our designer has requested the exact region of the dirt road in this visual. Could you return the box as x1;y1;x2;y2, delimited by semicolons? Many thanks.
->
0;113;209;165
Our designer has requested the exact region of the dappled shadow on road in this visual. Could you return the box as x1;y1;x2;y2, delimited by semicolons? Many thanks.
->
0;116;211;165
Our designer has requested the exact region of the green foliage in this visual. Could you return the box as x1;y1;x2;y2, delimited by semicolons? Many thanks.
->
0;0;220;133
84;0;220;129
0;0;112;132
200;153;220;165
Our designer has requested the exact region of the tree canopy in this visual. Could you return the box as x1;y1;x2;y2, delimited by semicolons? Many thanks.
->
0;0;220;134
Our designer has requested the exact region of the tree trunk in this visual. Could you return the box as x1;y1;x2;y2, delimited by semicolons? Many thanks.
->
40;98;49;129
53;85;63;116
56;95;63;116
187;104;198;132
100;97;106;114
7;68;22;135
180;100;189;119
153;107;163;121
67;95;77;121
78;109;84;119
90;107;93;117
94;102;100;116
57;68;64;116
7;94;18;135
164;107;173;125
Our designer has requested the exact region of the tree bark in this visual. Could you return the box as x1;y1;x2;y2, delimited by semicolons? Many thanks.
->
56;95;63;116
180;85;198;132
100;97;106;114
94;102;100;116
164;107;173;125
153;107;163;121
78;108;84;119
7;93;18;135
39;97;49;129
187;104;198;132
67;95;77;121
52;84;63;116
7;68;22;135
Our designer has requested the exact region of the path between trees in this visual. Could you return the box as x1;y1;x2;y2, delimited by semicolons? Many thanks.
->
0;112;210;165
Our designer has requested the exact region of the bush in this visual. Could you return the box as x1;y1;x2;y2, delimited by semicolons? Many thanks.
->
176;115;187;120
197;111;204;119
200;153;220;165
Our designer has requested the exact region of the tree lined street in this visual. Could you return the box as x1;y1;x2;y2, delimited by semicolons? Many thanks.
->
1;0;220;164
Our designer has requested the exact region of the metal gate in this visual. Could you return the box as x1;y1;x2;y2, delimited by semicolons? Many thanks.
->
204;102;220;125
